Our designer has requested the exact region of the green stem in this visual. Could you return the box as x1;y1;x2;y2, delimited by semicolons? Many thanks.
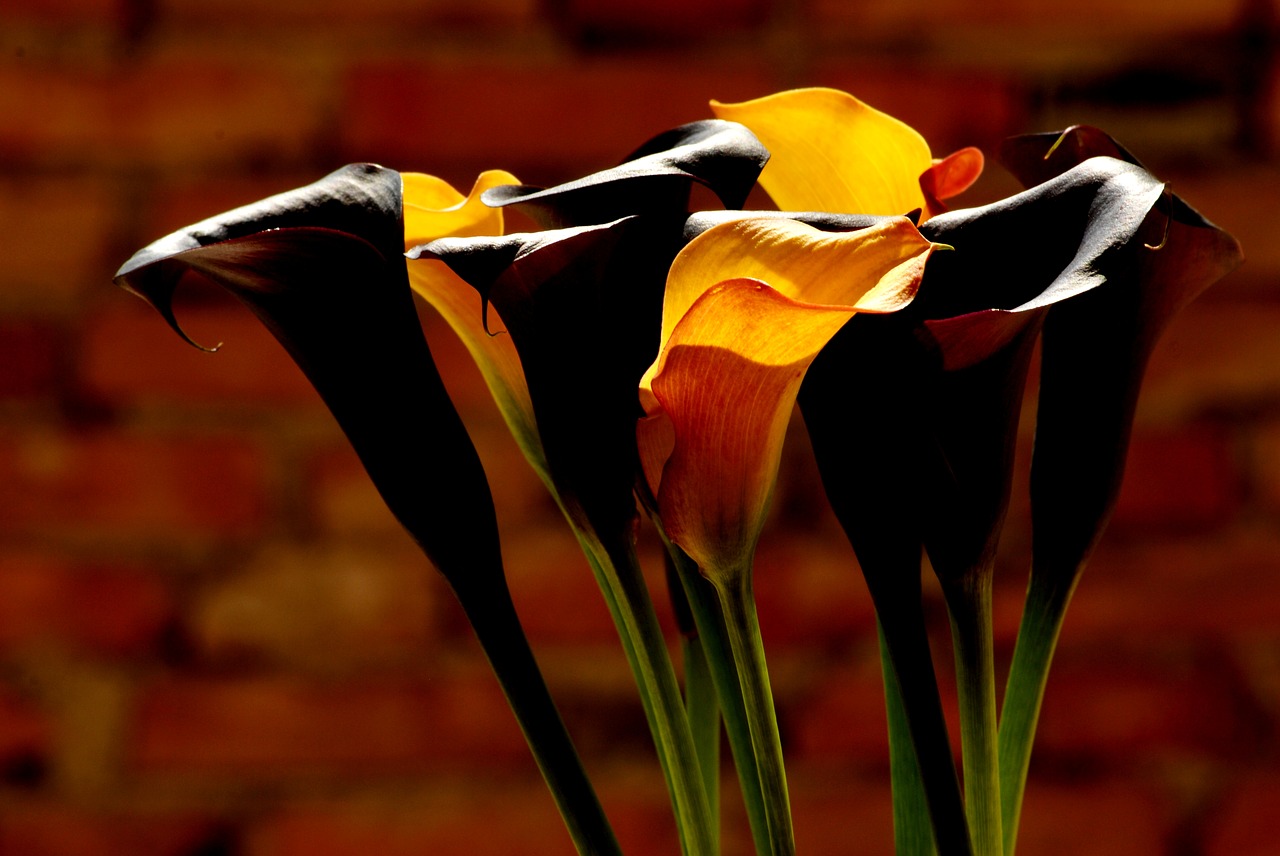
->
997;571;1077;856
877;620;938;856
583;533;717;856
944;574;1001;856
454;581;621;856
683;632;721;851
873;585;973;856
671;550;773;856
712;571;794;856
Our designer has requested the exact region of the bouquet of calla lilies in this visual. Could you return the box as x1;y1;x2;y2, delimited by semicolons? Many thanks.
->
115;88;1242;856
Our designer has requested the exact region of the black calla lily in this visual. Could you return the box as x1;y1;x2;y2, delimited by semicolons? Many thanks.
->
991;129;1243;856
115;164;496;580
114;164;621;856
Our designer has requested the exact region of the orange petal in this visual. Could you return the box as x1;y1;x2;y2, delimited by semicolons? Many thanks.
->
640;215;937;578
920;146;985;217
645;279;859;577
650;216;934;375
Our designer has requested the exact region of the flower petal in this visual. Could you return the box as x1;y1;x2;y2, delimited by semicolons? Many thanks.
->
482;119;770;228
992;130;1245;573
114;164;503;585
920;146;986;214
711;88;935;217
402;171;551;485
645;280;862;577
643;216;933;577
404;169;517;243
649;215;933;389
803;156;1178;585
412;216;672;541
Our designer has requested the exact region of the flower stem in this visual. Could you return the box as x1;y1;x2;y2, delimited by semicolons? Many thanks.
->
997;570;1077;856
943;573;1002;856
584;533;717;856
878;619;938;856
452;579;621;856
872;582;973;856
712;571;794;856
670;548;773;856
683;631;721;851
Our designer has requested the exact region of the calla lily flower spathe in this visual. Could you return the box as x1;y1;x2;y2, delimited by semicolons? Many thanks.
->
638;213;939;856
711;87;984;219
991;126;1244;856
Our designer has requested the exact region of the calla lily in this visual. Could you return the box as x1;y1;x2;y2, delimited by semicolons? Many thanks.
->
710;87;984;219
989;128;1243;856
640;216;930;578
483;119;770;229
114;164;493;579
113;164;620;856
405;121;775;856
640;214;937;856
801;156;1173;856
413;215;725;856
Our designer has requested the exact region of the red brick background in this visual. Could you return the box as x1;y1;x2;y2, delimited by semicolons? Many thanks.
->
1;1;1277;853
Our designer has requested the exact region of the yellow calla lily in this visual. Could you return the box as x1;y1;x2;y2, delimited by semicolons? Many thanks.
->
711;87;983;219
403;170;551;485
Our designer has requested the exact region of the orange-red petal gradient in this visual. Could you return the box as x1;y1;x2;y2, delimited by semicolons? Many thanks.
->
640;216;937;578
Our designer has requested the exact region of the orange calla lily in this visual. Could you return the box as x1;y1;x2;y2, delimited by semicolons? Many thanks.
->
640;214;936;582
711;87;983;219
638;214;937;855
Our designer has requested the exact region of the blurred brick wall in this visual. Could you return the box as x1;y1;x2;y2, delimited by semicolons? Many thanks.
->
1;0;1277;854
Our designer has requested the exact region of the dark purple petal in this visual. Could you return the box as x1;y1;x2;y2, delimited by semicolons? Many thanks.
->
114;164;503;593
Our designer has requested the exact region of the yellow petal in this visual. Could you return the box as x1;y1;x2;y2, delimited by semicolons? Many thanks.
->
645;216;932;392
403;171;551;484
403;169;516;246
711;88;933;216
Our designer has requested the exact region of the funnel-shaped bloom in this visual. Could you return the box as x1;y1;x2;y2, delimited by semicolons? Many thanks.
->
411;120;771;545
637;214;934;856
984;129;1242;856
998;127;1245;576
412;217;664;542
113;164;501;585
116;165;626;856
711;87;984;219
639;215;934;580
